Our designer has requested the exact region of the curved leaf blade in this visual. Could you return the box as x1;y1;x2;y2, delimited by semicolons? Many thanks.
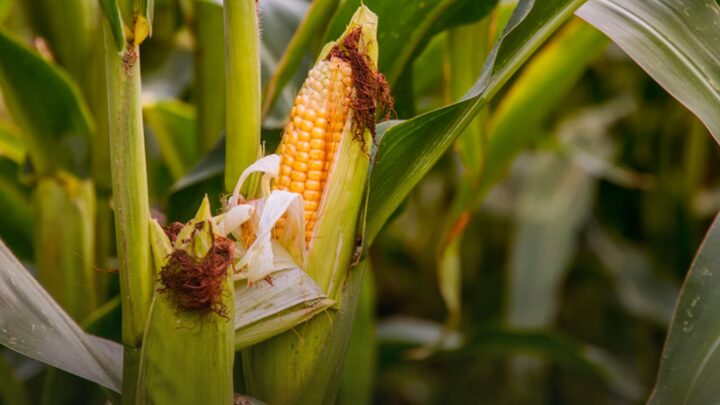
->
649;211;720;403
0;240;122;392
577;0;720;143
322;0;498;86
366;0;586;242
0;29;94;176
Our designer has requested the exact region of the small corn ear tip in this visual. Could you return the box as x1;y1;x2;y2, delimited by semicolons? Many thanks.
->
158;229;235;318
156;196;234;318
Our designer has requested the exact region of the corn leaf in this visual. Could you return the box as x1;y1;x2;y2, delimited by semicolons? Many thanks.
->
98;0;126;51
0;0;11;22
649;209;720;403
0;161;32;259
0;122;24;165
506;99;632;329
143;100;198;180
0;239;122;392
479;19;608;190
322;0;499;86
456;329;644;400
0;29;94;176
577;0;720;143
366;0;587;243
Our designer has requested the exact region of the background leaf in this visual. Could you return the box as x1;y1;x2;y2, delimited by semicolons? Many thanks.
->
143;100;198;180
366;0;587;242
0;29;94;176
0;240;122;392
649;211;720;403
577;0;720;143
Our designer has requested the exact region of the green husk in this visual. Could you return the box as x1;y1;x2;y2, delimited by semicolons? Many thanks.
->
242;7;378;404
139;196;234;404
234;267;334;350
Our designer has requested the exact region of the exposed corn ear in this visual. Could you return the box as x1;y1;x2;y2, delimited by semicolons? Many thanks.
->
274;58;353;241
139;196;234;404
243;6;389;404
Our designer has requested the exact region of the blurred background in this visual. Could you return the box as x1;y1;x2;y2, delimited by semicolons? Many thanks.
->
0;0;716;404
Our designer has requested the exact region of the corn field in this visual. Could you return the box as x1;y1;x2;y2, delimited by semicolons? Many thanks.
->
0;0;719;403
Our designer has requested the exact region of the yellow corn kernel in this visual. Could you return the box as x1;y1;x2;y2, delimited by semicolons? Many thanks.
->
274;56;353;242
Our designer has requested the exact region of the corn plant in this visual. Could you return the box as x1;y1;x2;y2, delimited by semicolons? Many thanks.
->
0;0;720;404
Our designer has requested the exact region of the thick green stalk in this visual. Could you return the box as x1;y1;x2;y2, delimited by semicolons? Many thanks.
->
194;0;226;152
102;19;152;402
223;0;261;192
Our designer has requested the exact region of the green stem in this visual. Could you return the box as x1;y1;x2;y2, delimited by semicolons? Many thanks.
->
102;20;152;402
223;0;261;192
194;0;227;153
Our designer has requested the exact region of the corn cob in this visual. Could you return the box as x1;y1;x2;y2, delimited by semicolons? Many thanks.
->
243;7;391;404
274;57;353;242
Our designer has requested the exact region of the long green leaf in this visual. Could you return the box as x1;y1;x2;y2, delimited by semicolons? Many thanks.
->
576;0;720;143
0;122;24;164
479;19;608;189
649;211;720;403
322;0;499;86
98;0;126;51
0;29;94;176
143;100;198;180
366;0;587;243
0;161;33;259
0;239;122;392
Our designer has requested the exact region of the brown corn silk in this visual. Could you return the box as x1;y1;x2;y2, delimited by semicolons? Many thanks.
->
158;222;235;317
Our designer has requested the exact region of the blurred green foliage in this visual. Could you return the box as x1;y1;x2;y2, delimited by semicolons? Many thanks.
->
0;0;719;403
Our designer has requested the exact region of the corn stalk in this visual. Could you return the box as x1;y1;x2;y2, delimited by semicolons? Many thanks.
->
99;1;154;401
